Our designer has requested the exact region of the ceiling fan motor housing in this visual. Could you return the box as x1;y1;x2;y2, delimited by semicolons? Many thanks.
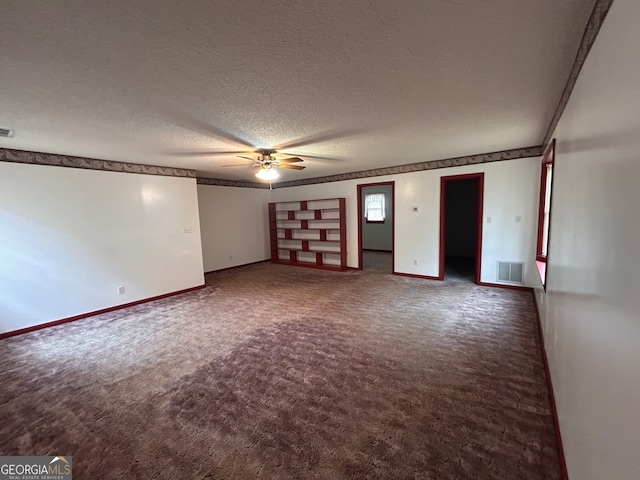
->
258;153;277;165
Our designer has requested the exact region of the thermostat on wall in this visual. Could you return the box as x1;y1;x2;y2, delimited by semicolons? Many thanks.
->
411;206;419;212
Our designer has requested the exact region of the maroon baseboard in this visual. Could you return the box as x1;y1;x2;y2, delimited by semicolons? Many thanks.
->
478;281;533;292
393;272;441;281
204;259;270;275
392;274;534;291
531;291;568;480
0;284;205;341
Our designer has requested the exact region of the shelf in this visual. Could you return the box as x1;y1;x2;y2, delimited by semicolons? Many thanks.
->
275;222;340;228
269;198;347;272
278;208;339;213
275;247;341;254
275;208;339;214
274;201;341;212
276;227;341;231
285;229;340;232
276;239;340;244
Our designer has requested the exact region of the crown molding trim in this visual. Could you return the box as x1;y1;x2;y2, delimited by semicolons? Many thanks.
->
542;0;615;147
269;146;543;189
0;147;197;178
1;145;543;189
197;177;269;189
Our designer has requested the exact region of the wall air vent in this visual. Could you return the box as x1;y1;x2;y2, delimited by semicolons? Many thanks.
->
497;261;524;284
0;128;14;138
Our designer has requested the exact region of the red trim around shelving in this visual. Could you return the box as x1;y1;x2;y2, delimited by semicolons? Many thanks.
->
269;198;347;271
531;290;568;480
439;173;484;284
0;284;206;340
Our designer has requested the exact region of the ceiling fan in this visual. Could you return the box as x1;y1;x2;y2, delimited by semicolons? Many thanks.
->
223;149;305;180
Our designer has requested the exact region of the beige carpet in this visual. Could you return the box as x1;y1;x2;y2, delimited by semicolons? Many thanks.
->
0;263;559;479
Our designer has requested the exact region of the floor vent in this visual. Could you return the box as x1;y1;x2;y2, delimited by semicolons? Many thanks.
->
497;261;524;284
0;128;14;137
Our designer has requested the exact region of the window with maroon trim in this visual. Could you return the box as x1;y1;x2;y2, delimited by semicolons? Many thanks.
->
537;140;555;265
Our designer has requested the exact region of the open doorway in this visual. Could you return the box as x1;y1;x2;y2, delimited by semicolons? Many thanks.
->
357;182;394;272
439;173;484;283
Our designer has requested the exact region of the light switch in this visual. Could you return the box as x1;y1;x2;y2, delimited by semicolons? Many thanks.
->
487;216;492;223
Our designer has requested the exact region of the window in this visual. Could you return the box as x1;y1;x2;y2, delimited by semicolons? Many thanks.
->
536;139;555;283
364;193;385;223
540;163;553;257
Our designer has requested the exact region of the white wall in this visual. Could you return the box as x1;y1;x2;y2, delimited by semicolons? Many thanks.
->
274;157;540;285
0;162;204;334
534;1;640;478
197;184;271;272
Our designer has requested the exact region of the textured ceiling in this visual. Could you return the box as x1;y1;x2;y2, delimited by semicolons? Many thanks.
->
0;0;596;182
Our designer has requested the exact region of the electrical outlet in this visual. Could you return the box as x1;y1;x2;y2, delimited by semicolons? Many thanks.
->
411;206;419;213
117;286;125;295
515;216;522;223
487;216;492;223
413;260;418;266
183;227;192;233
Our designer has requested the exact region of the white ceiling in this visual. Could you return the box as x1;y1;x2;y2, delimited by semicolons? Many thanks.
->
1;0;595;183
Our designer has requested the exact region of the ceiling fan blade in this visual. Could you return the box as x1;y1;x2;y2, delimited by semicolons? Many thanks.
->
281;152;343;162
221;163;255;167
237;155;256;161
277;157;304;163
278;164;306;170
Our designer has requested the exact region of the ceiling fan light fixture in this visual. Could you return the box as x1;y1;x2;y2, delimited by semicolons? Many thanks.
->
256;167;279;180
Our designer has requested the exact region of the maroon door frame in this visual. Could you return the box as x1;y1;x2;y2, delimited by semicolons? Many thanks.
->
357;181;395;272
439;173;484;284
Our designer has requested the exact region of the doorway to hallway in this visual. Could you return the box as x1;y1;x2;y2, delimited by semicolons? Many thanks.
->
439;174;484;284
357;182;395;272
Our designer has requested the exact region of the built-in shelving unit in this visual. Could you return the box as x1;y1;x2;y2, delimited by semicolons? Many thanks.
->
268;198;347;271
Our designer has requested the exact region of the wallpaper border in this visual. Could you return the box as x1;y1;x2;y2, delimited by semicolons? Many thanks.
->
0;147;197;178
1;145;543;190
542;0;615;146
197;177;269;189
268;146;543;189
